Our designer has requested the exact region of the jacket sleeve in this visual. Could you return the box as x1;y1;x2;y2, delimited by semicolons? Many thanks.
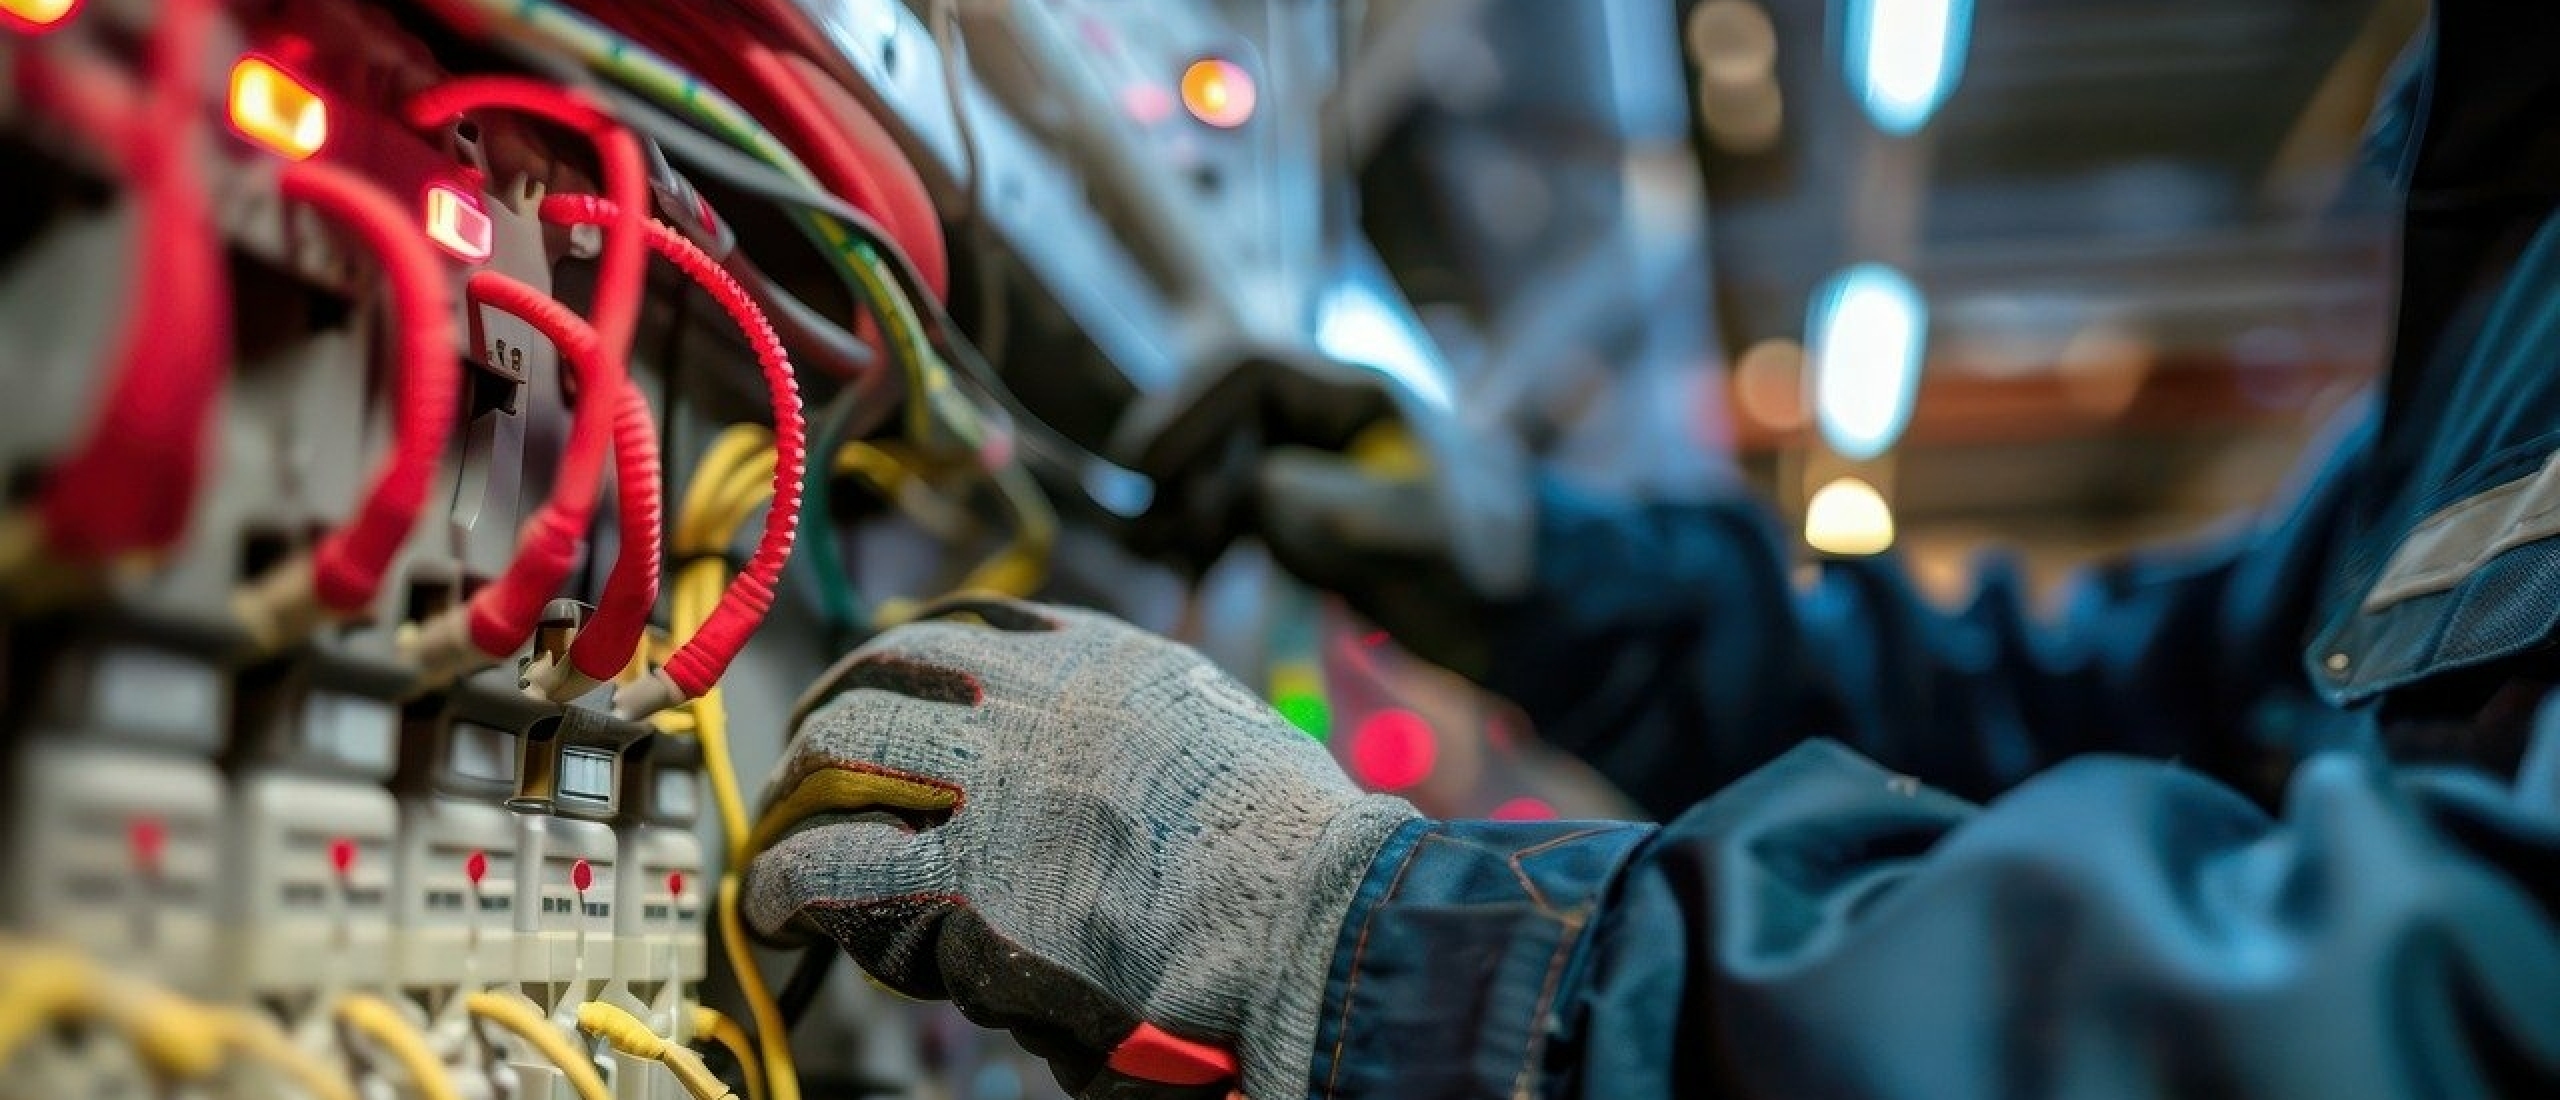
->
1483;413;2372;816
1305;739;2560;1100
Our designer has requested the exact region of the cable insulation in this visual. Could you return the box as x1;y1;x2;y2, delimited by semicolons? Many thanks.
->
276;161;462;614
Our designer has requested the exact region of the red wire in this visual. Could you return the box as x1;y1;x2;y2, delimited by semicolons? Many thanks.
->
407;79;665;678
773;49;948;301
563;380;662;683
457;272;622;661
559;1;948;300
403;78;649;366
20;0;230;561
543;194;805;700
276;161;461;614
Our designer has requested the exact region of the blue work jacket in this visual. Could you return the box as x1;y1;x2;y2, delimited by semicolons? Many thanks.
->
1302;9;2560;1098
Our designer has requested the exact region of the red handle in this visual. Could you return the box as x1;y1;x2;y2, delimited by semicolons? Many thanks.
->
1107;1022;1238;1087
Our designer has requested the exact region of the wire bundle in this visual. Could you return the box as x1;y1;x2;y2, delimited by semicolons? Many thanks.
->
398;79;667;690
233;161;463;648
532;197;807;719
6;0;230;574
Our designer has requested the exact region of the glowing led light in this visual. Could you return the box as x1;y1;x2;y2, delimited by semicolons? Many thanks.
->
228;56;329;161
1270;663;1331;740
666;872;686;899
328;837;358;877
1805;476;1895;556
0;0;80;33
570;859;593;893
1843;0;1973;135
1180;58;1256;129
1490;797;1558;822
464;850;489;887
424;184;494;263
1807;264;1926;460
128;817;166;873
1275;693;1332;740
1347;709;1436;791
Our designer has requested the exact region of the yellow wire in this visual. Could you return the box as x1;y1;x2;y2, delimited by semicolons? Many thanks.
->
576;1002;732;1100
690;1005;764;1100
0;940;223;1079
714;876;794;1100
337;994;461;1100
462;992;611;1100
208;1007;359;1100
667;438;800;1100
0;946;89;1070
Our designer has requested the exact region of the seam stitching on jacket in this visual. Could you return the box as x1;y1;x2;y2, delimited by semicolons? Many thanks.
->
1322;834;1427;1099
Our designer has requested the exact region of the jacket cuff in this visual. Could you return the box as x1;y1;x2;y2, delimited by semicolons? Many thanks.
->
1301;818;1654;1100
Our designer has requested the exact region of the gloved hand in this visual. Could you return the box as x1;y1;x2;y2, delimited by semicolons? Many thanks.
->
1112;348;1535;676
743;596;1417;1100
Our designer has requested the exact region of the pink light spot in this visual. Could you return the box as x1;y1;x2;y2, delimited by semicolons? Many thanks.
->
1348;709;1437;792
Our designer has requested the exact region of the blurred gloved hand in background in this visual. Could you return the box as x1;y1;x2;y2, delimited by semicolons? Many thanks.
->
743;596;1415;1100
1112;349;1535;676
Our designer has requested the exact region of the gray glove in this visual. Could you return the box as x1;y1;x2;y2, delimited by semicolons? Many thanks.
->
744;596;1417;1100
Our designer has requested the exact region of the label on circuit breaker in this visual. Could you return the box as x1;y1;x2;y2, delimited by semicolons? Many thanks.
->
300;692;397;777
558;747;616;810
469;302;552;389
89;648;224;750
446;723;518;786
393;798;519;987
525;816;618;980
653;768;698;822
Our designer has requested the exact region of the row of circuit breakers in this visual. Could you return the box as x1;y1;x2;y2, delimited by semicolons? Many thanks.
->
0;0;817;1096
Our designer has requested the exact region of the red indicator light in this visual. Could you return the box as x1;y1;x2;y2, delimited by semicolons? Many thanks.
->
423;184;494;263
328;837;357;877
228;56;328;161
1179;59;1256;129
465;850;489;887
666;871;685;899
1;0;80;34
1490;797;1558;822
128;817;166;873
1347;708;1436;792
570;859;593;893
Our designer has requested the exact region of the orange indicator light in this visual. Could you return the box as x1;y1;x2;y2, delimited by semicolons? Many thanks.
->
228;56;328;161
1179;58;1255;129
424;184;493;263
1;0;80;34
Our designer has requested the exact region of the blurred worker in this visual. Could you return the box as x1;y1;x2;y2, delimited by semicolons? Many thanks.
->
744;11;2559;1100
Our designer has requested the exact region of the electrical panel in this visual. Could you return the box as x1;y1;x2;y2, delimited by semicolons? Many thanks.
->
0;0;1602;1098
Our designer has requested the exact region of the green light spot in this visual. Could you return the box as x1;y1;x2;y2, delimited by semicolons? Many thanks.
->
1275;693;1332;741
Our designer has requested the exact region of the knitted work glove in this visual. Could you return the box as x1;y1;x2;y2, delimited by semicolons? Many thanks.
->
744;596;1416;1100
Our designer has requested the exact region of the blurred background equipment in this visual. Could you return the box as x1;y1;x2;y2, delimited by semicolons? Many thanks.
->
0;0;2413;1096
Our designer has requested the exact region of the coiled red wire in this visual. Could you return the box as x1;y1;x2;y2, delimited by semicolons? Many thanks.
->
543;194;805;700
403;78;649;366
407;78;665;680
17;0;230;561
456;272;626;661
564;381;663;683
277;161;462;614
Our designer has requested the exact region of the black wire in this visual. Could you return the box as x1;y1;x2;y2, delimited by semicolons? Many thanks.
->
581;77;1112;493
775;943;837;1029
